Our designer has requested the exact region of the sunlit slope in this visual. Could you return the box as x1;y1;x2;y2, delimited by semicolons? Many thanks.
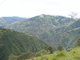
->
28;47;80;60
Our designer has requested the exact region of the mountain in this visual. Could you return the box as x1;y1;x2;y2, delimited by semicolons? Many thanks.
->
0;18;8;27
2;16;27;23
6;14;75;35
68;19;80;29
5;14;80;49
0;14;80;60
0;28;49;60
0;17;27;27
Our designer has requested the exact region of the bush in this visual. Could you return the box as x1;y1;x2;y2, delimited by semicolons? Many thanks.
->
74;56;80;60
8;54;18;60
76;39;80;46
47;46;56;54
56;51;65;57
35;49;48;56
52;57;57;60
17;51;35;60
57;46;63;51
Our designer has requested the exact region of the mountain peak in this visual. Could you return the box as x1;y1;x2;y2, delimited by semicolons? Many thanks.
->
39;14;46;18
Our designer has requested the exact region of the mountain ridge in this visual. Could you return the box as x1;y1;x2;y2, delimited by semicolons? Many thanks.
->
4;15;80;49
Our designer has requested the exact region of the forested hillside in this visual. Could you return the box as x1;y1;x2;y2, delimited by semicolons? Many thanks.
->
5;15;80;49
0;28;49;60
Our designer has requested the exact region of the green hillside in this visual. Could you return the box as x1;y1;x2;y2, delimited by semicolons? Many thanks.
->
0;15;80;60
0;28;49;60
27;46;80;60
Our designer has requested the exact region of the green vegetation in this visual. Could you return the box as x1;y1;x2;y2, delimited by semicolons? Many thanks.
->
35;49;49;57
26;38;80;60
27;46;80;60
0;15;80;60
6;15;80;49
76;39;80;46
0;28;49;60
7;35;80;60
57;46;64;51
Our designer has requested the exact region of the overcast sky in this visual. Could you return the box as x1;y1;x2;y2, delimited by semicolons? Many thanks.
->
0;0;80;17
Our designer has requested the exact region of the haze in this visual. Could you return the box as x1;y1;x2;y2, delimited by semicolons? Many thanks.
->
0;0;80;17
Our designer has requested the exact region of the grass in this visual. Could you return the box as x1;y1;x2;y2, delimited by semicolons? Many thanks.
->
27;46;80;60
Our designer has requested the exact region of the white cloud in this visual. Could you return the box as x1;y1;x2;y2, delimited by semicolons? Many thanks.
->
0;0;80;17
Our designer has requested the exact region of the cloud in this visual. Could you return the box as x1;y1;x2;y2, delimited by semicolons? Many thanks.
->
0;0;80;17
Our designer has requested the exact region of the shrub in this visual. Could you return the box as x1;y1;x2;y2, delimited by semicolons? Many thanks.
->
35;49;48;56
57;46;63;51
74;56;80;60
47;46;56;54
8;54;18;60
17;51;35;60
76;39;80;46
56;51;65;57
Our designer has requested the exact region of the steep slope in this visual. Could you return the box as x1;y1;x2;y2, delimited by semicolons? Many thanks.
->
61;28;80;49
68;19;80;29
6;15;75;33
0;28;49;60
6;15;77;48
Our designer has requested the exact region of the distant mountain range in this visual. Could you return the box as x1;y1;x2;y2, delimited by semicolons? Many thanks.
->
0;16;28;27
0;14;80;48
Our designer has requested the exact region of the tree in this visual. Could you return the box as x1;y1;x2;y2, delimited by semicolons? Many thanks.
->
47;46;56;54
57;46;63;51
76;39;80;46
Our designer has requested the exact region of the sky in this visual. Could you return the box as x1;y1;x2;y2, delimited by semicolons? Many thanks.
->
0;0;80;18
